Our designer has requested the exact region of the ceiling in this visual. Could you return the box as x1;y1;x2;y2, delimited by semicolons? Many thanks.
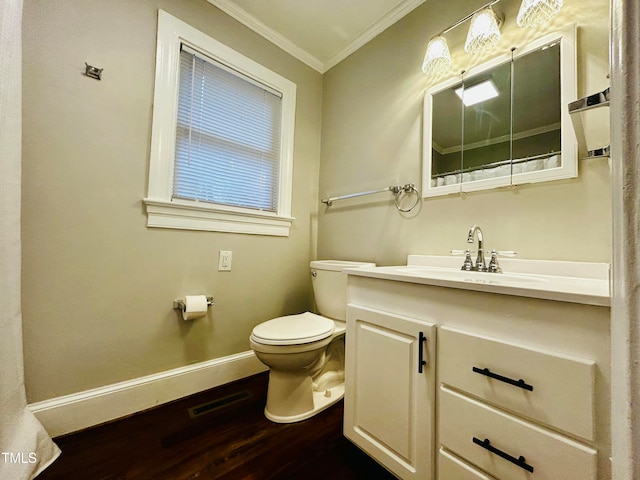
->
206;0;427;73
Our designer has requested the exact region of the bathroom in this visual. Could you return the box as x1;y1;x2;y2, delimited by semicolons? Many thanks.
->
2;0;638;478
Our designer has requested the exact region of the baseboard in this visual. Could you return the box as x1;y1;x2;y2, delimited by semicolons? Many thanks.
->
29;351;267;438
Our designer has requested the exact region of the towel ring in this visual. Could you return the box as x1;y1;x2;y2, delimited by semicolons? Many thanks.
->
392;184;420;212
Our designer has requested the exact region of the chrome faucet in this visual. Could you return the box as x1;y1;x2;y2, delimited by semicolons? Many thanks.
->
467;225;486;271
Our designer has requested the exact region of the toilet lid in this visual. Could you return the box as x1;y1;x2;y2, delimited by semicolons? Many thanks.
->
251;312;335;346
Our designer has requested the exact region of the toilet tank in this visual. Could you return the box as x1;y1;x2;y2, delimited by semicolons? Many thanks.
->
310;260;375;321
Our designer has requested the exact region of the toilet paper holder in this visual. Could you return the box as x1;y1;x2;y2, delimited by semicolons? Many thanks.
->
173;296;214;311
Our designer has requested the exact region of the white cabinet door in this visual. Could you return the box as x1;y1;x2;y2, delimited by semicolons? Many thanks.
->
344;304;436;480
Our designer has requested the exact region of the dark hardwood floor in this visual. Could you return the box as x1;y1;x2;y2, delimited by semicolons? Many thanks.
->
38;372;396;480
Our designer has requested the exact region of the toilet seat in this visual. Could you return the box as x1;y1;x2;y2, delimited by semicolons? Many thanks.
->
250;312;335;346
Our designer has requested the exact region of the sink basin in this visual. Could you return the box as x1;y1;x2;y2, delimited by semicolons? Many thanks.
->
344;255;610;306
395;266;549;285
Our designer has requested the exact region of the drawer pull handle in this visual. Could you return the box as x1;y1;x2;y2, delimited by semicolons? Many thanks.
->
472;367;534;391
472;437;534;473
418;332;427;373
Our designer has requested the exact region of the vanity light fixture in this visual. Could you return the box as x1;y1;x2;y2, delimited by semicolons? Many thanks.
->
517;0;563;27
421;0;563;76
422;36;452;75
455;79;499;106
464;7;503;54
421;0;502;77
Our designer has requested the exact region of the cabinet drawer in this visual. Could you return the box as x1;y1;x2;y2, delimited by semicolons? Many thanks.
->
440;386;597;480
439;448;497;480
439;326;595;440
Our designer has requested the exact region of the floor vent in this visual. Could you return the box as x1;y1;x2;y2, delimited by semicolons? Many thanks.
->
188;390;252;418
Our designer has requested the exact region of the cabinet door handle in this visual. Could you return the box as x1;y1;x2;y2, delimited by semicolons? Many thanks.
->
418;332;427;373
472;437;534;473
472;366;534;391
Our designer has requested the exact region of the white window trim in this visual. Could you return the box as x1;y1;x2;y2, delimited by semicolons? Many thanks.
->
144;10;296;236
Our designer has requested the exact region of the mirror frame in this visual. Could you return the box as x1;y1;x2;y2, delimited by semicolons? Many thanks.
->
422;25;577;198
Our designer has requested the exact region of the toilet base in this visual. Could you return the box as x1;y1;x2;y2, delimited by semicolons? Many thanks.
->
257;334;346;423
265;383;344;423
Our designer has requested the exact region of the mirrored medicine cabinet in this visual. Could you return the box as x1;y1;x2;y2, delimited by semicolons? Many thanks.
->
422;25;577;198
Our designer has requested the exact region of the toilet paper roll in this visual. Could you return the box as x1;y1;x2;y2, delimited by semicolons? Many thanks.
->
182;295;208;321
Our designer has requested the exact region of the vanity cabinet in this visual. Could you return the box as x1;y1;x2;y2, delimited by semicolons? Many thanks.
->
345;274;611;480
344;305;436;480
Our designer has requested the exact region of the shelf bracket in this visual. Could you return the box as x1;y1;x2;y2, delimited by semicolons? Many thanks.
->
568;87;610;159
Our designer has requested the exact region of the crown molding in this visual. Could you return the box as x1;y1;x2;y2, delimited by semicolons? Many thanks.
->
324;0;426;72
207;0;324;72
207;0;426;74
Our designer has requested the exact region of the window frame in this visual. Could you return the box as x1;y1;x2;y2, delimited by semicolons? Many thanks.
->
144;10;296;236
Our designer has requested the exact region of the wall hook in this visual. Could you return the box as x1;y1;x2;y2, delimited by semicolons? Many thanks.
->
85;63;103;80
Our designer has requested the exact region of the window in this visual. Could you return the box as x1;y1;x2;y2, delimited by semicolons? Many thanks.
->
144;10;296;236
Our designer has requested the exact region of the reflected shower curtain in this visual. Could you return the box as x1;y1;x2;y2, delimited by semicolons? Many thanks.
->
0;0;60;478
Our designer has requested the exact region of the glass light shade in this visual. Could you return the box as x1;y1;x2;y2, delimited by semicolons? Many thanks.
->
422;36;452;75
517;0;563;27
464;8;501;54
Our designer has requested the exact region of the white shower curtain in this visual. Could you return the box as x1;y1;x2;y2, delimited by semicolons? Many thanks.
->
0;0;60;478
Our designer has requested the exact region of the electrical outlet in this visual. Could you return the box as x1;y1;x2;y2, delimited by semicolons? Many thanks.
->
218;250;232;271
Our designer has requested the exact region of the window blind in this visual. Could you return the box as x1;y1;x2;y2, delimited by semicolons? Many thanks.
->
173;45;283;212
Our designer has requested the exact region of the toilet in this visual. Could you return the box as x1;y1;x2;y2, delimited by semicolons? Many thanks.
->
249;260;374;423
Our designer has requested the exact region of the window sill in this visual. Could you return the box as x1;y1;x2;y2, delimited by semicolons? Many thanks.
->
143;198;294;236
